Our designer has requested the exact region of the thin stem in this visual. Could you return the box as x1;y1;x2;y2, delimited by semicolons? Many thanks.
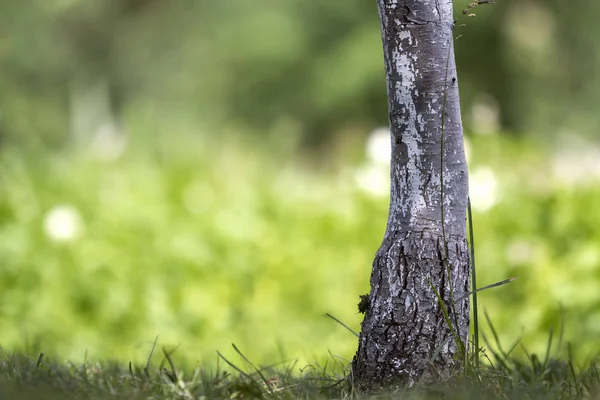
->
468;197;480;371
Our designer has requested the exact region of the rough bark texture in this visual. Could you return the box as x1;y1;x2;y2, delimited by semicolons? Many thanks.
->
352;0;470;392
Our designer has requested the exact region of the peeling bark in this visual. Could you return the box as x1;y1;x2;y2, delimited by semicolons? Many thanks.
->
352;0;470;392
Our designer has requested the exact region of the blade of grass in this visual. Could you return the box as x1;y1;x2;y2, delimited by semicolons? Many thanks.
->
484;310;507;357
216;351;255;383
504;337;522;359
428;278;466;361
542;327;554;373
35;352;44;369
467;197;480;372
144;336;159;378
568;343;582;399
161;345;181;383
556;305;565;359
480;332;510;371
323;313;359;338
231;344;271;390
481;314;523;374
456;277;518;302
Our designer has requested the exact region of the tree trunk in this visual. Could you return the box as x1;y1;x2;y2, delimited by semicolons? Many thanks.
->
352;0;470;392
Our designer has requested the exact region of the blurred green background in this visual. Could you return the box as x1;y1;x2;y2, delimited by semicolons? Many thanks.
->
1;0;599;367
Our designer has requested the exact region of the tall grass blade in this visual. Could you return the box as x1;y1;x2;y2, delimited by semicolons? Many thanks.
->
144;336;159;378
428;279;466;362
542;326;554;372
568;343;582;399
556;305;565;359
484;310;506;357
481;332;511;372
467;197;480;371
161;345;181;383
231;343;271;390
217;351;255;382
323;313;359;338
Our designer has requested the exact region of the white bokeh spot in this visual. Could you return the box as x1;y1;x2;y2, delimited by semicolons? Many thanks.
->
43;204;84;242
366;127;391;166
469;166;499;212
354;164;389;197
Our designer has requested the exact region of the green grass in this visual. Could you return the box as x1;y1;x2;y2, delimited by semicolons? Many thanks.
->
1;341;598;399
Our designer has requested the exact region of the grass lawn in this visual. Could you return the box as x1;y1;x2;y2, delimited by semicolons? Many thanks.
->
1;342;598;399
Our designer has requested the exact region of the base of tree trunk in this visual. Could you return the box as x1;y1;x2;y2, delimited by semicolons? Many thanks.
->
351;232;470;392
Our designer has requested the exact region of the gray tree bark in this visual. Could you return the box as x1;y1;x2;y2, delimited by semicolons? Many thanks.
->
352;0;470;392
